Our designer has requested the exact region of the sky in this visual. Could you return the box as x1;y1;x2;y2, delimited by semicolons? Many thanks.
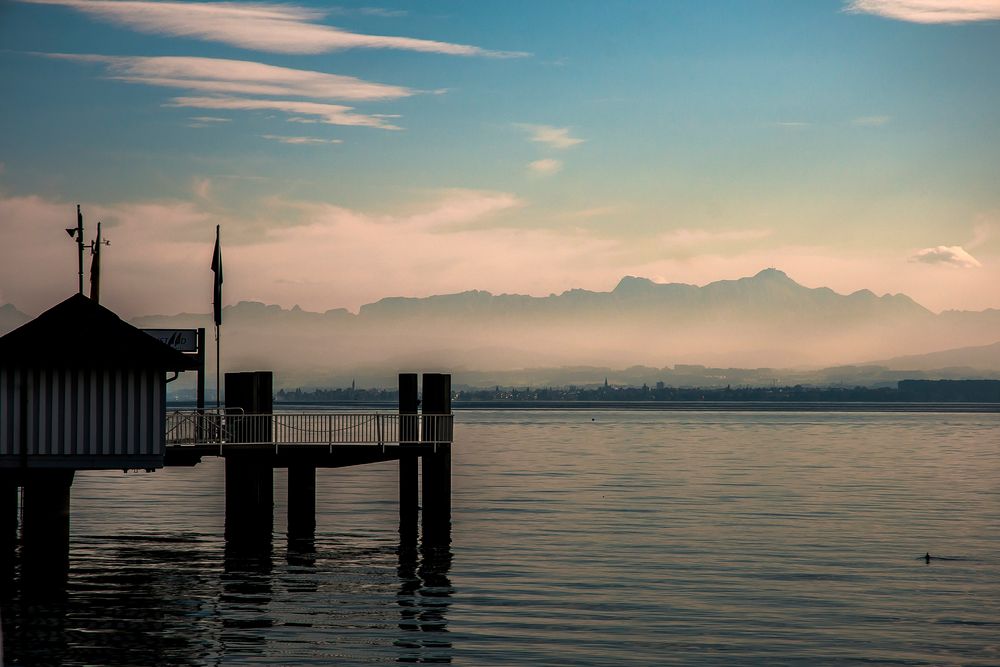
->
1;0;999;318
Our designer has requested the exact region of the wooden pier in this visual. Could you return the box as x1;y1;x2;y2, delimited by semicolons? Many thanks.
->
1;295;454;584
164;371;454;545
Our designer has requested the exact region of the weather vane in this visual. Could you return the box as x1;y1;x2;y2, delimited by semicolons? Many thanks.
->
66;204;110;302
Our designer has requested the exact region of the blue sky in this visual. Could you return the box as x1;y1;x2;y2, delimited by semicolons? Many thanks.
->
1;0;999;316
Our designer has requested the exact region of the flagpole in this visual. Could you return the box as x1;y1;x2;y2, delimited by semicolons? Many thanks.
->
76;205;84;295
216;323;221;412
212;224;223;413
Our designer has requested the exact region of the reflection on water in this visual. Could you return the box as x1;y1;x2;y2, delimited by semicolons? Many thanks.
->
397;537;454;663
1;453;455;665
1;530;454;665
2;411;1000;665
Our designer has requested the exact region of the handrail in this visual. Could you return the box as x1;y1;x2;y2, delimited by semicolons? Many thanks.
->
165;411;453;446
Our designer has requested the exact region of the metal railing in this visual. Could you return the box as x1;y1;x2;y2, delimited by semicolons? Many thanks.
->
165;411;453;447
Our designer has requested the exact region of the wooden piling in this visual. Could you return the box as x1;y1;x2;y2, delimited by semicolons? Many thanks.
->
399;373;419;444
20;470;74;578
287;464;316;538
224;372;275;543
399;373;420;537
1;479;17;564
224;458;273;543
399;455;419;538
421;374;452;543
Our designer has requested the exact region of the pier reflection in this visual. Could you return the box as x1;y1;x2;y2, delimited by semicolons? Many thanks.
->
1;523;456;664
220;534;275;657
395;533;455;663
1;535;217;665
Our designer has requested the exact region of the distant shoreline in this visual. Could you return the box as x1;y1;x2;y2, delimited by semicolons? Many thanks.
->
170;400;1000;413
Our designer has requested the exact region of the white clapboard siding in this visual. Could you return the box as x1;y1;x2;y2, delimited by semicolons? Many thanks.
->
0;368;164;463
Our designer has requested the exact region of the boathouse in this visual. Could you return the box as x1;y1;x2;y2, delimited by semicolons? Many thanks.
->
0;293;198;471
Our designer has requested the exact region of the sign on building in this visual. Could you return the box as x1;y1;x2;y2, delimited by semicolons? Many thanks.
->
142;328;199;353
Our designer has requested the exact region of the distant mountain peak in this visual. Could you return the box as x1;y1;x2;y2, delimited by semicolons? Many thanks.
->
751;267;795;283
613;275;657;292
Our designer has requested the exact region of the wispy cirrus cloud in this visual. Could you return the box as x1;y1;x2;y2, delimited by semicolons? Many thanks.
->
518;124;585;149
400;189;524;231
19;0;527;56
845;0;1000;23
527;158;563;175
167;96;402;130
261;134;343;145
45;54;416;101
910;245;982;267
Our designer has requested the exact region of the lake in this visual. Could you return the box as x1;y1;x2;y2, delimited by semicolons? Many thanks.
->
2;410;999;665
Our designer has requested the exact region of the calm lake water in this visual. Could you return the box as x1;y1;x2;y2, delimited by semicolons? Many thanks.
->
3;410;999;665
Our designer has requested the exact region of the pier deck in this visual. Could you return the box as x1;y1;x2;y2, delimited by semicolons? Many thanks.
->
164;410;453;468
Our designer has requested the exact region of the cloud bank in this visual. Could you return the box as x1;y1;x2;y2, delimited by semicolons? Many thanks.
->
20;0;526;56
910;245;982;267
846;0;1000;23
2;189;996;318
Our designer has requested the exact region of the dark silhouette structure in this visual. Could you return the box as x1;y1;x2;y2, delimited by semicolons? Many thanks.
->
0;296;454;587
217;371;452;548
0;294;197;575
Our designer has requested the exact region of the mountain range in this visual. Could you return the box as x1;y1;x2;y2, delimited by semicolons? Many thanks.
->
3;269;999;389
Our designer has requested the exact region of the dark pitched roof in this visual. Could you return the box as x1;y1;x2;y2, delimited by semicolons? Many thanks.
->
0;294;198;371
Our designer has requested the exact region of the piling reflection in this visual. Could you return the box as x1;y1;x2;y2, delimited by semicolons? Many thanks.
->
395;533;454;663
220;533;274;656
1;536;218;665
1;519;456;663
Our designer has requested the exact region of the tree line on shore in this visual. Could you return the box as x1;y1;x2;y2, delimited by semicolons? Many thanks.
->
275;379;1000;403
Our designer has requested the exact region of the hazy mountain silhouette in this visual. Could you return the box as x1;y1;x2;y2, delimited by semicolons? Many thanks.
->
867;340;1000;372
0;303;30;333
5;269;1000;388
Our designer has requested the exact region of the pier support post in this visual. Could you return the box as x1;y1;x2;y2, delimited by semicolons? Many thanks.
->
399;455;419;539
224;371;275;544
20;470;74;579
1;478;17;565
421;374;452;543
225;458;273;544
399;373;419;444
287;464;316;538
399;373;420;539
421;445;451;543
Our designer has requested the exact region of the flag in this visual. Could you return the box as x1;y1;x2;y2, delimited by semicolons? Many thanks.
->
89;222;102;304
211;224;223;327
